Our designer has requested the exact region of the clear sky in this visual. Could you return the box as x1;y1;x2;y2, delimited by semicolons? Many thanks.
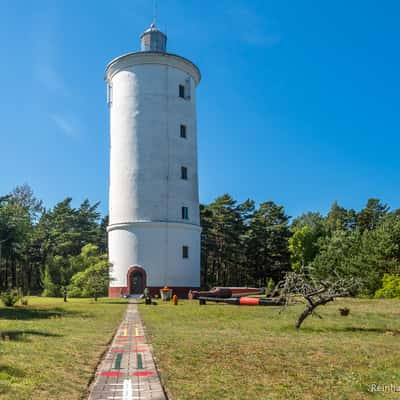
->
1;0;399;219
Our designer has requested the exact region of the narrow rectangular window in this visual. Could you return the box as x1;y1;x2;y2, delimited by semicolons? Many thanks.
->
182;246;189;259
107;83;113;106
180;124;187;138
179;84;185;98
185;78;191;100
181;166;188;180
181;206;189;220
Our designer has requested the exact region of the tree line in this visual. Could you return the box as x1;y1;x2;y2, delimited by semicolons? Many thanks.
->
0;184;108;296
1;184;399;298
201;195;400;297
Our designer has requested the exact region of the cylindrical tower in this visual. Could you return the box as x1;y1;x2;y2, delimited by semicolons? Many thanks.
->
105;23;201;298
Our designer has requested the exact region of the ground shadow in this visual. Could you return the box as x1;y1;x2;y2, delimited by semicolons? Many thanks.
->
0;307;82;321
0;330;62;342
0;364;26;378
98;300;129;304
303;325;400;335
343;326;400;335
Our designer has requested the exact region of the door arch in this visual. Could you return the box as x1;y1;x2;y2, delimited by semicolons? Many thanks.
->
127;266;147;295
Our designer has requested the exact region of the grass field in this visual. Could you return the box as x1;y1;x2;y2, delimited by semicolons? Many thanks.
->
0;297;127;400
139;298;400;400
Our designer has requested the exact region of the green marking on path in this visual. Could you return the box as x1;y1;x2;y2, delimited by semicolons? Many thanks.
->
137;353;143;369
114;353;123;370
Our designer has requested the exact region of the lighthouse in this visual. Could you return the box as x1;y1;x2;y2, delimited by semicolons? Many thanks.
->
105;22;201;297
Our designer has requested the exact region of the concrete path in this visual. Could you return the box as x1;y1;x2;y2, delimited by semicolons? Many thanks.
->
88;301;167;400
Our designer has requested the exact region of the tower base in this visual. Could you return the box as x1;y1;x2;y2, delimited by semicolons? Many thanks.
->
108;286;199;299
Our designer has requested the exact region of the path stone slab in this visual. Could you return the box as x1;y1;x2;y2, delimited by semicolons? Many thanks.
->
88;301;167;400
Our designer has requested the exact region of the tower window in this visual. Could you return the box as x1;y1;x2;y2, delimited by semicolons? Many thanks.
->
179;84;185;98
181;166;188;180
106;83;113;106
180;124;187;138
182;246;189;259
181;206;189;220
185;78;191;100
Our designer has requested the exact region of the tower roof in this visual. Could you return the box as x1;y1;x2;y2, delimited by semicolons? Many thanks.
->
140;23;167;53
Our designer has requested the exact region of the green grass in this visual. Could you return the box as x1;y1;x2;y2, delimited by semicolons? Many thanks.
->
0;296;127;400
139;298;400;400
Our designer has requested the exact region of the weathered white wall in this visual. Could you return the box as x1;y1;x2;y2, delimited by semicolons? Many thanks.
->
106;52;201;289
108;222;201;287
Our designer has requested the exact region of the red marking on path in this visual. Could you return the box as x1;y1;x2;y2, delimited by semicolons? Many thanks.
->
111;347;148;353
101;371;124;377
132;371;155;377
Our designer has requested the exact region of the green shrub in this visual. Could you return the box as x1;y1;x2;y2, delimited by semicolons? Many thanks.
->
68;260;110;300
375;274;400;298
42;257;64;297
0;288;22;307
265;278;275;296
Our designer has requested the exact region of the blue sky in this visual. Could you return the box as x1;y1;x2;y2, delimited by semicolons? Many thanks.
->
1;0;399;219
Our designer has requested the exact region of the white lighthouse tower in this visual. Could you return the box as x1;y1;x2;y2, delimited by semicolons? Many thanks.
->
105;21;201;297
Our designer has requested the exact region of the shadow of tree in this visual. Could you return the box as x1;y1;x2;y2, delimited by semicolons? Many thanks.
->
0;330;62;342
0;364;26;378
0;307;82;321
343;327;400;335
98;300;129;304
304;325;400;335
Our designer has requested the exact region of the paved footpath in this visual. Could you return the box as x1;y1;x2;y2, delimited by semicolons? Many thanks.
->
88;301;167;400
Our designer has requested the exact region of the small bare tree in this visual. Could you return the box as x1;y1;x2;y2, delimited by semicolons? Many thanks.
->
279;271;358;329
